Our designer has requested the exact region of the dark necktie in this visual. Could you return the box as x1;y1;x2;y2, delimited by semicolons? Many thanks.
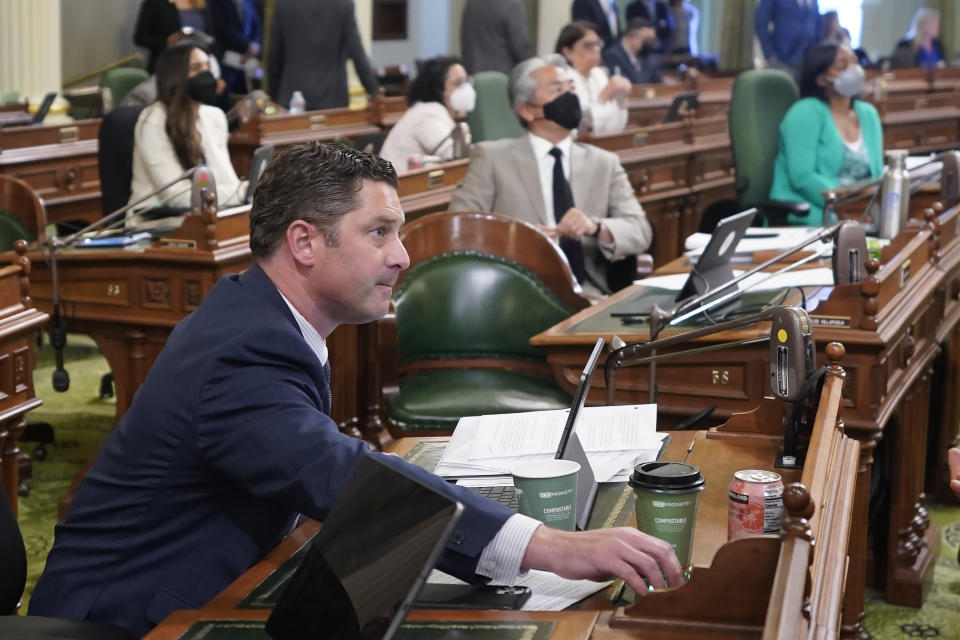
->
548;147;589;285
322;360;332;412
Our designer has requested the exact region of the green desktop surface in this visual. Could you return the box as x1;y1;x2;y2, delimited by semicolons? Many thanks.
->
177;619;557;640
566;287;789;335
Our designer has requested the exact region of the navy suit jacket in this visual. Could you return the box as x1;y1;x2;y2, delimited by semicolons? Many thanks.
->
602;42;662;84
29;265;512;638
572;0;619;48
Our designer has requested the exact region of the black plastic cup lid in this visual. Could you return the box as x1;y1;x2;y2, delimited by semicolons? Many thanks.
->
629;461;705;491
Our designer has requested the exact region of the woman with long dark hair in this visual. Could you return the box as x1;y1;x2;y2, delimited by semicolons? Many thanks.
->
769;43;883;225
128;42;244;227
379;56;475;171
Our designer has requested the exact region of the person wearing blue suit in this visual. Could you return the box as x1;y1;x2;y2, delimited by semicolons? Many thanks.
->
572;0;621;48
29;142;682;637
755;0;821;71
603;18;663;84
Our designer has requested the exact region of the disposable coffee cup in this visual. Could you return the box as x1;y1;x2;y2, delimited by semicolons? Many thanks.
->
629;462;705;567
511;459;580;531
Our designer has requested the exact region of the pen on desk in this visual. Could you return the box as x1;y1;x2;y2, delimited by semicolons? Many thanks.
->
683;438;696;462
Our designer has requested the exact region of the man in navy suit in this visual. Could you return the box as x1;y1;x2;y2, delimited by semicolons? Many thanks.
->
29;142;682;637
603;18;663;84
572;0;620;48
754;0;821;71
625;0;673;54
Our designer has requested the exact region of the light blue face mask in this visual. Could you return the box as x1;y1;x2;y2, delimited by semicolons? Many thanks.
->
829;64;865;97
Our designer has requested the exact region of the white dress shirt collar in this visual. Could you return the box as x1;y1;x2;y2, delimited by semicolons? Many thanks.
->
527;132;574;227
278;291;328;366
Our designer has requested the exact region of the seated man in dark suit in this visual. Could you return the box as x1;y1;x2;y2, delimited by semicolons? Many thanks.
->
625;0;673;53
603;18;663;84
449;56;653;297
29;142;680;637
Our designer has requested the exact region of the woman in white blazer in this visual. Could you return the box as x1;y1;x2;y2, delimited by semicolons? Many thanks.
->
127;42;245;228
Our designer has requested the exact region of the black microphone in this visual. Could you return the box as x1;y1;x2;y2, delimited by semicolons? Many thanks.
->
50;302;70;392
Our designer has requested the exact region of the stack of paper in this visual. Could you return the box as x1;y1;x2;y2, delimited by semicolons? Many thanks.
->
426;569;613;611
684;226;831;258
636;266;835;293
436;405;665;483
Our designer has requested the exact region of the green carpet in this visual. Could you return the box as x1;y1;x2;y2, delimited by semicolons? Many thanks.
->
13;336;960;638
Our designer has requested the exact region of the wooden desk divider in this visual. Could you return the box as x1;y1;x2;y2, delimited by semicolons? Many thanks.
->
601;343;856;640
810;221;935;331
229;106;381;177
396;158;470;221
368;94;407;128
0;118;102;227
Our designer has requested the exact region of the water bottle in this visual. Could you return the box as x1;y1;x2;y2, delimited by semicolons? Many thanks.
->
877;149;910;240
289;90;305;115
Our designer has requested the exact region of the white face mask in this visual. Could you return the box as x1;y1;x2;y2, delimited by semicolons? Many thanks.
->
448;82;476;113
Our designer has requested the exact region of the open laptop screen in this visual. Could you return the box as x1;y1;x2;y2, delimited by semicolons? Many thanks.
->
266;455;464;640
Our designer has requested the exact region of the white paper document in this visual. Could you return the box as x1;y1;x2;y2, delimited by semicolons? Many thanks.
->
637;266;835;294
684;226;831;258
436;405;664;482
426;569;613;611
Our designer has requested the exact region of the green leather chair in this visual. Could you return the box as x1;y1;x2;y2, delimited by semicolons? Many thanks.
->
382;212;591;436
466;71;524;143
100;67;149;110
729;69;810;225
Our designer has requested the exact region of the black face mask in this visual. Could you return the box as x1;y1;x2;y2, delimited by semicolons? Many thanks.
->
539;92;582;131
639;42;655;56
186;71;219;105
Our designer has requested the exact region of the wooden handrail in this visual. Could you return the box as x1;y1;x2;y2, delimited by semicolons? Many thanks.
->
62;53;144;88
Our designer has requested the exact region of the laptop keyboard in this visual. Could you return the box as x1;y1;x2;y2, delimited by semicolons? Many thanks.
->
469;484;519;511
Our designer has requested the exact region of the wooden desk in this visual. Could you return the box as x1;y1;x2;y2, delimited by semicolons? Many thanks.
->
0;242;52;516
229;107;382;177
531;222;946;631
147;356;856;640
0;119;102;228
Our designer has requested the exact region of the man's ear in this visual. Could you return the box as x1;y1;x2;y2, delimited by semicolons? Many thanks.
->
517;103;536;126
286;220;317;267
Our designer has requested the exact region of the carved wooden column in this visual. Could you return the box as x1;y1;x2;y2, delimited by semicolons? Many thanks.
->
0;0;62;104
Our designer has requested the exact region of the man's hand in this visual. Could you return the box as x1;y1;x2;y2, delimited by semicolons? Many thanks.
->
521;525;684;594
555;208;597;240
949;448;960;497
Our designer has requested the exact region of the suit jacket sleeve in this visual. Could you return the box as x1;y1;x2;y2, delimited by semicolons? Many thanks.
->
343;1;381;96
601;154;652;256
209;0;250;54
266;7;284;98
754;0;775;60
448;142;497;212
195;324;512;582
505;1;532;65
134;0;173;54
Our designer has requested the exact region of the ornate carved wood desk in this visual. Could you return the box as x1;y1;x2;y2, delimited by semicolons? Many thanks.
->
0;242;51;516
530;220;949;635
0;119;102;228
143;354;857;640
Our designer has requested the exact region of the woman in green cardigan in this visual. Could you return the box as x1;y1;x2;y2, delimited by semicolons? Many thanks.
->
770;43;884;226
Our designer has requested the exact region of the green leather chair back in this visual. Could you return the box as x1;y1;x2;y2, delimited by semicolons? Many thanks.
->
0;211;33;252
729;69;799;206
466;71;524;143
393;252;573;366
100;67;149;108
